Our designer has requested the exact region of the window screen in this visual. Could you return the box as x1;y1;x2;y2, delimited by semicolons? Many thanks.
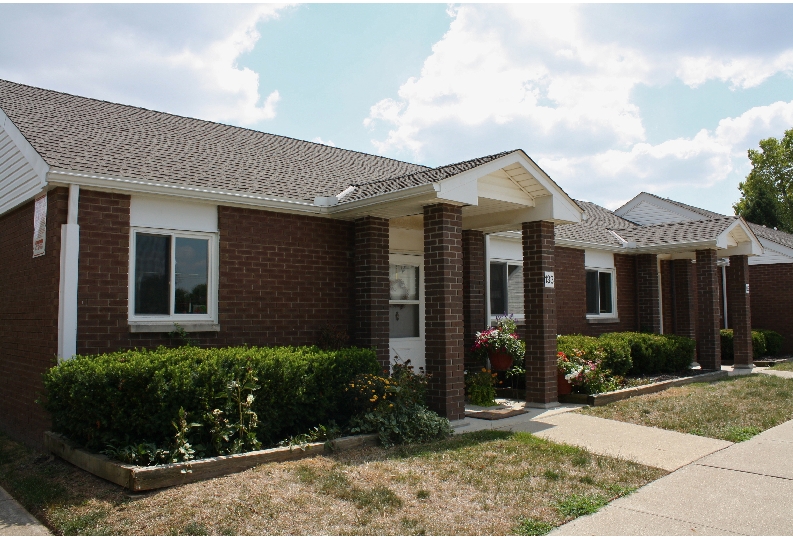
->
490;262;506;315
389;264;420;338
586;270;599;315
174;237;209;314
507;265;524;315
599;272;613;314
135;234;171;315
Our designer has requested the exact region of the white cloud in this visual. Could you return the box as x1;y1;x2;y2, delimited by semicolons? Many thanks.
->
312;137;336;147
677;50;793;89
364;4;793;212
0;4;288;126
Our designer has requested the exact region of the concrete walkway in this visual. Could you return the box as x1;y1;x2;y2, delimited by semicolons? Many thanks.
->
551;418;793;535
457;402;731;471
0;487;48;536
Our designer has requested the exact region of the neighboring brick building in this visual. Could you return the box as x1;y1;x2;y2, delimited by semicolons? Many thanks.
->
0;79;776;448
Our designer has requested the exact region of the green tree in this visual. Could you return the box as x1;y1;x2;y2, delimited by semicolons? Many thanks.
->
734;128;793;233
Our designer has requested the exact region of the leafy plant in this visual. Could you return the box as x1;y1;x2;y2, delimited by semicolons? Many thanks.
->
471;316;526;362
171;407;201;471
101;442;169;466
557;351;620;395
348;361;453;447
465;368;498;406
278;423;340;451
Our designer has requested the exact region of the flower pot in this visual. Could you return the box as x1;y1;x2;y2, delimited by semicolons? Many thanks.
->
557;371;572;395
488;351;513;371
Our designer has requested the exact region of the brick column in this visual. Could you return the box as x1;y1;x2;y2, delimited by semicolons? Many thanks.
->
462;230;486;370
696;249;722;369
354;217;390;370
636;254;661;333
424;204;465;420
522;220;558;408
727;255;753;369
672;259;697;339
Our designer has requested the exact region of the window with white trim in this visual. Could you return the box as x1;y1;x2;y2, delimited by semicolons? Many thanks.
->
130;228;218;322
389;263;420;338
489;261;524;318
585;268;616;317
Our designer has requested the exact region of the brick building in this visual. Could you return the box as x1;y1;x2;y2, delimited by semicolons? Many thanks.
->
0;79;776;447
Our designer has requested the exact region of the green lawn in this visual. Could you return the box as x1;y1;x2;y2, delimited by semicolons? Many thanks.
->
581;374;793;442
0;429;665;535
769;360;793;371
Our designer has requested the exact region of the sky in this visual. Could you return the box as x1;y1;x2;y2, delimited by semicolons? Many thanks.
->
1;4;793;214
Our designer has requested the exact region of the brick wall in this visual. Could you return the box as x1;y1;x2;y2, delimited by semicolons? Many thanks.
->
522;221;557;406
0;188;68;447
555;248;637;336
77;190;357;353
636;254;661;333
353;217;390;370
423;203;465;420
462;230;486;369
749;263;793;353
660;260;673;334
727;255;752;367
696;249;721;369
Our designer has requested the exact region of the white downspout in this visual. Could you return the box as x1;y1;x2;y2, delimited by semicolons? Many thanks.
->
485;234;492;326
657;256;663;334
722;264;728;329
57;184;80;361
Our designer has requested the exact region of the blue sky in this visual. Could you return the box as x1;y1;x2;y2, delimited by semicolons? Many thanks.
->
1;4;793;214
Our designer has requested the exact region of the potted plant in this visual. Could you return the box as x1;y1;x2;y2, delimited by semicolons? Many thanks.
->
556;351;576;395
471;316;526;371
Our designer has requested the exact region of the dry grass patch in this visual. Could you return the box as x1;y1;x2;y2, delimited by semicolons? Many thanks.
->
0;430;665;536
581;374;793;442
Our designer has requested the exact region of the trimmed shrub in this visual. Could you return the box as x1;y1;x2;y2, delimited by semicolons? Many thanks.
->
615;333;696;374
557;334;633;376
561;332;695;375
721;329;771;361
42;345;380;452
757;329;784;356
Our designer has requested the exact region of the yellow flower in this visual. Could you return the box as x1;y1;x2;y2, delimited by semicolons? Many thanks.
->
481;367;487;372
370;395;378;402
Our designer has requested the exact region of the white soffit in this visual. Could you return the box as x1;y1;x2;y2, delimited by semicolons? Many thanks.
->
585;249;615;270
130;195;218;232
716;219;763;256
0;108;49;216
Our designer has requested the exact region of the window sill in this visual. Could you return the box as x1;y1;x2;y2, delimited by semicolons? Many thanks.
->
128;322;220;333
586;317;620;324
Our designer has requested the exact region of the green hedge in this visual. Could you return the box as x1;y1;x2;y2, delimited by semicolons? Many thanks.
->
557;334;632;376
42;345;380;451
558;332;696;375
720;329;782;360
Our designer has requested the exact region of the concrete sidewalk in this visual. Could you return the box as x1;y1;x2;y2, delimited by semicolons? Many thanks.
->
551;418;793;535
457;402;731;471
0;487;49;536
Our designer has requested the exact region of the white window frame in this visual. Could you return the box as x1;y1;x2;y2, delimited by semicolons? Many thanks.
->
488;257;525;322
389;253;424;341
128;226;219;324
585;266;618;319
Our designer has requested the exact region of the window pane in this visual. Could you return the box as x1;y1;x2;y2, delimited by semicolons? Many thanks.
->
490;263;506;315
174;237;209;314
390;264;419;301
586;270;599;315
599;272;613;314
507;264;524;315
390;304;420;338
135;234;170;315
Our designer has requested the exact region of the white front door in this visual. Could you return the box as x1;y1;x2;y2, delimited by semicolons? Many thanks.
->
388;253;425;372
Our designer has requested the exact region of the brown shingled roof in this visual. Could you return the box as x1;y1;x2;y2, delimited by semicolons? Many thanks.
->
0;79;428;202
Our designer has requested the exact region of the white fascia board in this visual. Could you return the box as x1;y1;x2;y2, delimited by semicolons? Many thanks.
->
326;183;437;217
758;237;793;259
554;237;628;253
47;169;323;215
433;151;582;224
716;218;763;255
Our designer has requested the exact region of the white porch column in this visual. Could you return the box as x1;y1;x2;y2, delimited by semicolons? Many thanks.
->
57;184;80;360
